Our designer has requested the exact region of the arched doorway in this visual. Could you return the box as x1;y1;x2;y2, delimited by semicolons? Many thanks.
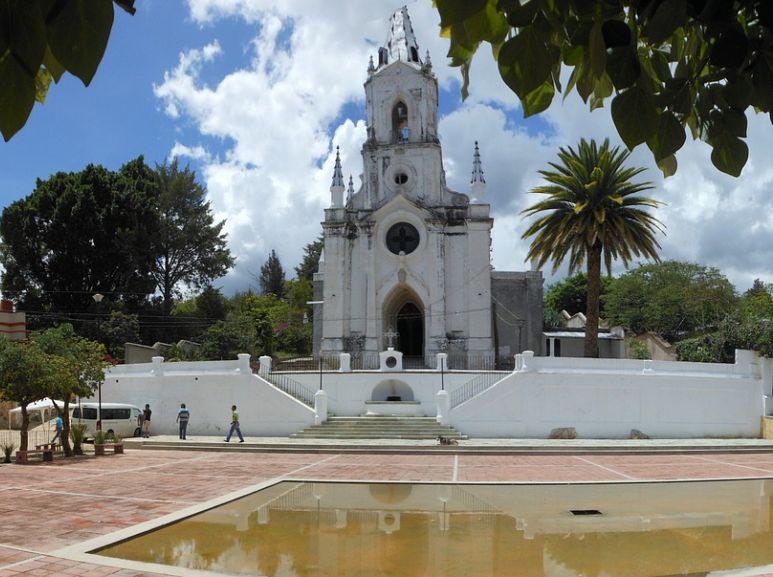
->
382;285;425;365
396;302;423;359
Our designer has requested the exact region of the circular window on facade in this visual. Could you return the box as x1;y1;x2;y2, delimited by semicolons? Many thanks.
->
386;223;420;255
394;172;408;185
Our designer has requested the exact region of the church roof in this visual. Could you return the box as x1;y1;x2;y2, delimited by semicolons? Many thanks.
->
377;6;422;69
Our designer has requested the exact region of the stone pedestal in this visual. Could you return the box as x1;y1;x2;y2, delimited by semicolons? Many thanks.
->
379;347;403;372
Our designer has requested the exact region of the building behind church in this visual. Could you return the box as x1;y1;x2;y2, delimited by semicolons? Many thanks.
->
312;8;542;367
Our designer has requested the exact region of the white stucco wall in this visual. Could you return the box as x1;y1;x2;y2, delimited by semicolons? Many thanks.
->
449;351;769;439
93;356;314;437
97;351;772;439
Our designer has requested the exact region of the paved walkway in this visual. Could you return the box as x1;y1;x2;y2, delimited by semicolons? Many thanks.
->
3;439;773;576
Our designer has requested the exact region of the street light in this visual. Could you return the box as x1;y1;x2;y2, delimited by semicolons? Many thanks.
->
92;292;104;431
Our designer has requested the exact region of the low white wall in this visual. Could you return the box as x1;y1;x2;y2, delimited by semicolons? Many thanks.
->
94;356;314;437
96;350;772;439
280;371;489;417
450;350;769;438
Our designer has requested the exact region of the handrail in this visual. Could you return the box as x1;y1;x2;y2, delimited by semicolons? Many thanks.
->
449;371;509;408
262;372;316;408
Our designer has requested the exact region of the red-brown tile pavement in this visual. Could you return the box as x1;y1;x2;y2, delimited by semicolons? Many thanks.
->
3;447;773;576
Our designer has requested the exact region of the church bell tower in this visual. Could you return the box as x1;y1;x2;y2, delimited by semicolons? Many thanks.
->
314;7;497;365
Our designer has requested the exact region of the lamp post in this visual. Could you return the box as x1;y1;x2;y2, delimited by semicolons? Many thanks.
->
440;354;445;391
92;293;104;431
318;350;323;391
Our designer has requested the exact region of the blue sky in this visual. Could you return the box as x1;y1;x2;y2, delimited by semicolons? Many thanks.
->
2;0;772;296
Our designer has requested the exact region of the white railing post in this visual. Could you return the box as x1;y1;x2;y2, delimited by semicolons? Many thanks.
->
436;353;448;372
259;355;272;377
314;389;328;425
520;350;534;372
339;353;351;372
151;356;164;376
436;389;450;425
761;356;773;397
735;349;759;377
237;353;251;374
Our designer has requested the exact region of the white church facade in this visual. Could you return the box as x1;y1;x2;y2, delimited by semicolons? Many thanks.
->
312;8;543;367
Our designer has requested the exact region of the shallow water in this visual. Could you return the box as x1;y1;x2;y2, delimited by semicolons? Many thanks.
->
98;479;773;576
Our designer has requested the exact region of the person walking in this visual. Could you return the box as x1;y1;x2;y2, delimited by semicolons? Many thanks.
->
176;403;190;440
224;405;244;443
50;414;63;445
142;404;152;438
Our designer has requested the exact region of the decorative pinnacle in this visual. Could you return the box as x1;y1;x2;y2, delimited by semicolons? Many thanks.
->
471;141;486;185
347;175;355;200
331;146;345;190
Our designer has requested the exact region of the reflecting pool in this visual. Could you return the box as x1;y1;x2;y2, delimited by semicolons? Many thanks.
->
97;479;773;576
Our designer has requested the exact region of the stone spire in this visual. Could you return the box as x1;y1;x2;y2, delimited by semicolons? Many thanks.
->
330;147;345;208
470;141;486;200
377;6;421;69
346;175;355;204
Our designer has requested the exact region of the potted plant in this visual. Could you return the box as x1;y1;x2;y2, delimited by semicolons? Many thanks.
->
70;424;87;456
2;442;15;464
93;429;107;456
112;434;124;454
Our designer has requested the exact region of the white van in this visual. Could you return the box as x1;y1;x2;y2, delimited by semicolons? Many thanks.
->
70;403;142;439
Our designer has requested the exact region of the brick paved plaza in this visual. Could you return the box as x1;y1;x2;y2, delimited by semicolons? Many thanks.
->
4;443;773;576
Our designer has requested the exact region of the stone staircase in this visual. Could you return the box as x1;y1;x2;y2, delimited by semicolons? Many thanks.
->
291;416;466;440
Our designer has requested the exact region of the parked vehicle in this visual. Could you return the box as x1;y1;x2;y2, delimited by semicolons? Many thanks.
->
70;403;142;439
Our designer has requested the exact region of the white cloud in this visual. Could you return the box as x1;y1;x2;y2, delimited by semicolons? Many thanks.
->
160;0;773;295
170;142;211;162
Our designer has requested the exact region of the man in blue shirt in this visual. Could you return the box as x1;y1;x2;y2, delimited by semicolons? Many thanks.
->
176;403;190;440
51;414;63;445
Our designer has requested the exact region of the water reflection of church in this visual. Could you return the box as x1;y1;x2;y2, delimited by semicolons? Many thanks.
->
115;479;773;577
312;8;543;367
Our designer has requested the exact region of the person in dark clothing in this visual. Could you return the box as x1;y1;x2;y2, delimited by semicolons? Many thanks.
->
142;404;152;438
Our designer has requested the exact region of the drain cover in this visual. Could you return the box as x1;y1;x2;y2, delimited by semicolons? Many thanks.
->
570;509;602;516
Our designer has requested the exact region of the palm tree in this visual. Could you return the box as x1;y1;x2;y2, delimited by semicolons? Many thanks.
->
522;139;664;357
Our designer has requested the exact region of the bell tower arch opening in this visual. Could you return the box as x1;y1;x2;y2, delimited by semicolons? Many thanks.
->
392;100;409;143
383;286;425;362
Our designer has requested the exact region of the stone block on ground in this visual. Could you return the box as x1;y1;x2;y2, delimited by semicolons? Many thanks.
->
549;427;577;439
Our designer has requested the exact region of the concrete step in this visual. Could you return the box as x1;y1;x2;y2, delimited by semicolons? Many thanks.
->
291;416;466;440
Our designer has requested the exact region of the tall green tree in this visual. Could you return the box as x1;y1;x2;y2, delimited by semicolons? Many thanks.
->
0;1;136;141
740;278;773;320
259;249;285;298
0;157;158;319
545;272;616;317
152;160;234;316
295;236;324;282
98;311;140;360
435;0;773;176
605;260;738;341
522;139;663;357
